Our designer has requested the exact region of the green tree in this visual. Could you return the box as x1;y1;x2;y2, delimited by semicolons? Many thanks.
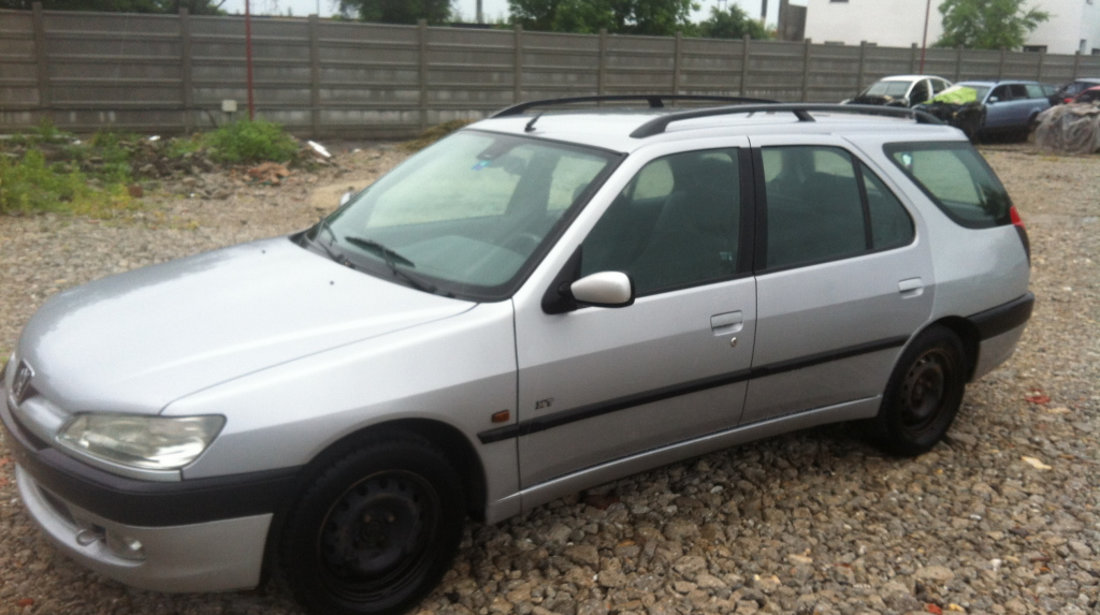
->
508;0;696;36
0;0;224;13
935;0;1049;49
338;0;452;24
697;4;770;39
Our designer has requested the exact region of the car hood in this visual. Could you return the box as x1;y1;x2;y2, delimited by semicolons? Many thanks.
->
17;237;475;415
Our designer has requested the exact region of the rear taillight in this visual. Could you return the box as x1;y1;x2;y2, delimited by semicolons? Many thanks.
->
1010;205;1030;265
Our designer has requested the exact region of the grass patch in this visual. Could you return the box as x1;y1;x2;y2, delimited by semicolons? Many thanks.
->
1;119;302;217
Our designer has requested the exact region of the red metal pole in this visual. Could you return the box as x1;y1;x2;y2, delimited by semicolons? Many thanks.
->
245;0;255;120
919;0;931;74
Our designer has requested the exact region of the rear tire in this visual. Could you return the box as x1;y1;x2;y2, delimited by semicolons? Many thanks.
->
281;433;465;615
871;326;966;457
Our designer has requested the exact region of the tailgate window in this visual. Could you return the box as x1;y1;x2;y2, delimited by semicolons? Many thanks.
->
885;142;1012;228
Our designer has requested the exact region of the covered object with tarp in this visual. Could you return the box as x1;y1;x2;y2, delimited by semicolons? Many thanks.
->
1034;104;1100;154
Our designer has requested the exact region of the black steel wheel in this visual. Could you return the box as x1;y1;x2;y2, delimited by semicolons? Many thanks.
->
282;433;465;615
872;326;967;456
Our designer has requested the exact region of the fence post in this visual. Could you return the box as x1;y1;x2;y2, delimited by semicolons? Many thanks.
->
800;39;811;102
180;8;193;133
598;29;608;96
1035;48;1045;81
308;15;320;138
954;45;962;82
1072;51;1081;78
909;43;917;73
856;41;867;95
513;24;523;102
418;19;428;131
673;31;682;94
32;2;51;124
739;35;750;96
997;48;1006;80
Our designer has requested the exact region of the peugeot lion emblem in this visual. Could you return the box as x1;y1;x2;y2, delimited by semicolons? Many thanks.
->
12;360;34;405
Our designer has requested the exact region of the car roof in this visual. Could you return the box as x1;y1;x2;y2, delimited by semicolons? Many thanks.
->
874;74;947;82
467;97;965;154
958;79;1038;87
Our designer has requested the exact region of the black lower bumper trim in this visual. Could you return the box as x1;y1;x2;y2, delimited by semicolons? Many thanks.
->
2;399;301;527
968;292;1034;341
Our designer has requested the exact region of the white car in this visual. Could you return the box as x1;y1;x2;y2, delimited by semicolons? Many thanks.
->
844;74;953;107
2;96;1033;615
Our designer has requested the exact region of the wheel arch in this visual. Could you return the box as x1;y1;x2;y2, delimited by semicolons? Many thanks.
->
924;316;980;381
260;418;488;586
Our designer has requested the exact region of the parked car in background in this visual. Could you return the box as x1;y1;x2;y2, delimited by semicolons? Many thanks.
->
918;80;1051;141
843;74;952;107
1054;78;1100;103
1072;85;1100;104
1041;83;1061;106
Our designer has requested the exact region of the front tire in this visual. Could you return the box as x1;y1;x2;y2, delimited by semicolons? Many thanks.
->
281;433;465;615
872;326;967;457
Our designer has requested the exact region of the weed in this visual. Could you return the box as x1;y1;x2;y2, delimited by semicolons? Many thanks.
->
204;119;298;164
0;149;101;215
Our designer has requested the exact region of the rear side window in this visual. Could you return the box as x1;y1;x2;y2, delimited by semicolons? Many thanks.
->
885;142;1012;228
761;146;914;269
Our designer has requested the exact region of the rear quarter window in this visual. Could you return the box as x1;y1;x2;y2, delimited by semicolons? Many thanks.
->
884;142;1012;228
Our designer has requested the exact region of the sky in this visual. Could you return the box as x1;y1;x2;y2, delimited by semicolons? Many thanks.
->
217;0;805;28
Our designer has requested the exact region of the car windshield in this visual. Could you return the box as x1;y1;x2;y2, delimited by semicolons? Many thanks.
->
865;80;912;97
305;130;618;300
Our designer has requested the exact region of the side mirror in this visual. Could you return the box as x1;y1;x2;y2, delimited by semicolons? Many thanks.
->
339;190;355;206
570;271;634;308
988;96;1000;104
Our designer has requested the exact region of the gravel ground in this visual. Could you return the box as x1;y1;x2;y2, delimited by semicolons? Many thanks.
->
0;143;1097;615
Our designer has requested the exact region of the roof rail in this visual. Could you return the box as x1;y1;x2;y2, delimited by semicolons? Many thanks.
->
491;94;780;118
630;103;944;138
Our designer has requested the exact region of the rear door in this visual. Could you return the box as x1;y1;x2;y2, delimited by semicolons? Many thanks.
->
740;136;934;425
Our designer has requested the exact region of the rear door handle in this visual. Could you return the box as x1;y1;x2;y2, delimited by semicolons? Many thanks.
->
898;277;924;298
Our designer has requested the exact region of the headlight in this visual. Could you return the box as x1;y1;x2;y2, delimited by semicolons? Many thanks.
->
57;414;225;471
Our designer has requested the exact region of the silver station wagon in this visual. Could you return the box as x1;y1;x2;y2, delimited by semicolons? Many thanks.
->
2;97;1033;615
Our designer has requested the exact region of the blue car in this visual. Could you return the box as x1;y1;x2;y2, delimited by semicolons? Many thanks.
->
920;80;1051;141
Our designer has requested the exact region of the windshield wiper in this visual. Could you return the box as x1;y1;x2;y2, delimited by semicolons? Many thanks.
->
343;236;449;296
308;219;356;269
343;236;416;269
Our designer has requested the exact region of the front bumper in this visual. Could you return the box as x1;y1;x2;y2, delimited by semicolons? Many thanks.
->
1;391;301;592
16;464;271;592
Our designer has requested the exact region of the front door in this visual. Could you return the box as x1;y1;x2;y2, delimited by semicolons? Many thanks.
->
511;145;757;488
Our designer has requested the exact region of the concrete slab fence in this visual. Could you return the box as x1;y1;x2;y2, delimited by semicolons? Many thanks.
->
2;4;1098;139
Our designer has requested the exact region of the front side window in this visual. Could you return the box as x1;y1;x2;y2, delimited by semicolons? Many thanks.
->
762;146;914;269
885;142;1012;228
307;131;617;299
582;149;742;296
910;80;931;104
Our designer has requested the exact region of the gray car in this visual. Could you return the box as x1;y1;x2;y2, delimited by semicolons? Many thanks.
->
2;97;1033;615
939;80;1052;140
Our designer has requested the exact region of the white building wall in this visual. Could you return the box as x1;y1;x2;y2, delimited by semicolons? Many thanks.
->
804;0;1100;55
804;0;943;47
1028;0;1100;54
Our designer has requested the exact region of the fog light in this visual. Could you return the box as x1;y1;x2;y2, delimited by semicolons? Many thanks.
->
106;532;145;562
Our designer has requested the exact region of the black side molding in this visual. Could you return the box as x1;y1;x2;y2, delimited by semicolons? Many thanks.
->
479;335;908;444
968;292;1035;340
